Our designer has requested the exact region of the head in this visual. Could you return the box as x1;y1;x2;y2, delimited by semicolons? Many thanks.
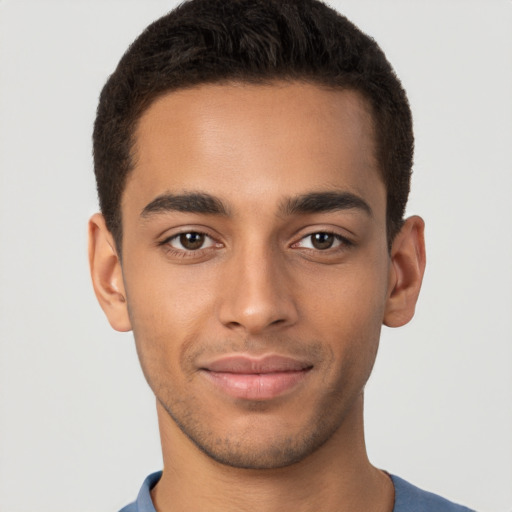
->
93;0;413;253
89;0;425;471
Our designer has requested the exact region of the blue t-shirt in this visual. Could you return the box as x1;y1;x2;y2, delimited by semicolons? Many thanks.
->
119;471;476;511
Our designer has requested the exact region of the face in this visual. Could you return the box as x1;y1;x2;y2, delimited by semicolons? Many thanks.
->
118;82;393;469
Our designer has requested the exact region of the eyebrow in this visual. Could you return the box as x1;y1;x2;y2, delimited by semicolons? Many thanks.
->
140;192;229;218
280;191;372;217
140;190;372;219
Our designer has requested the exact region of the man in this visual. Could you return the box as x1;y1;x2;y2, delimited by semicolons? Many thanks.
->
88;1;475;510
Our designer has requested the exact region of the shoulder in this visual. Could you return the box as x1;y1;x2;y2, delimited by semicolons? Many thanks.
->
118;503;137;512
391;475;476;512
118;471;162;512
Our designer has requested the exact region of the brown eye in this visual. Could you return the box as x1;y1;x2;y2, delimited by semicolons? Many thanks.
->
163;231;220;256
293;232;347;251
310;232;335;250
179;232;205;250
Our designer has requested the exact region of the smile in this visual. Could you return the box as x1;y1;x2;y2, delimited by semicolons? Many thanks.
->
199;355;313;401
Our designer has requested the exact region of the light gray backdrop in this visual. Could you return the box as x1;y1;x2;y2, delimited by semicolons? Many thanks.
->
0;1;511;510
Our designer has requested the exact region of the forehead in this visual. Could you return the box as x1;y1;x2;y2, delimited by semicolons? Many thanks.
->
125;81;384;218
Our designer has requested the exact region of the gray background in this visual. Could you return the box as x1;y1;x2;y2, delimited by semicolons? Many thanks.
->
0;1;511;510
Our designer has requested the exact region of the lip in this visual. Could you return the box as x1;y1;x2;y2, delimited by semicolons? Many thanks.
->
199;354;313;401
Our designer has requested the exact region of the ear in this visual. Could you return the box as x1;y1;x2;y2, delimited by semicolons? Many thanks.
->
88;213;132;332
383;215;426;328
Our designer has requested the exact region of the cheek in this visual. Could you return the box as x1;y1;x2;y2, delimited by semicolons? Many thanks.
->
123;261;219;374
301;256;389;365
305;257;389;324
124;255;215;328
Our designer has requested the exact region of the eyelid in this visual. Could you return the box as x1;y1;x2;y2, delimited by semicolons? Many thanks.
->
157;227;224;259
157;224;220;243
293;232;348;249
294;231;353;250
290;225;355;245
166;232;217;250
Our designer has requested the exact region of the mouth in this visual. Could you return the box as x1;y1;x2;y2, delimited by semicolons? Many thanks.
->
199;354;313;401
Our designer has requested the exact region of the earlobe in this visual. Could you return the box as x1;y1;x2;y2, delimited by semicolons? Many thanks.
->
383;215;426;328
88;213;132;332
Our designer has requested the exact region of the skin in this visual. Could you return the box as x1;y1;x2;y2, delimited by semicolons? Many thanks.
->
89;82;425;512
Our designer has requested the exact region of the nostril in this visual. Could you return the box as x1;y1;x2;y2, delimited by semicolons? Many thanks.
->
226;321;243;330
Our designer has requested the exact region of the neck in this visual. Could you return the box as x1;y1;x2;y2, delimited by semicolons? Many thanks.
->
151;395;394;512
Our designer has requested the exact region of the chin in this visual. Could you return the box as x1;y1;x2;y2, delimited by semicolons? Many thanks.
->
164;398;343;470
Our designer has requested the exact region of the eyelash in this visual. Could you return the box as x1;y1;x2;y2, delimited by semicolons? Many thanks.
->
158;231;220;258
158;230;353;258
292;231;353;251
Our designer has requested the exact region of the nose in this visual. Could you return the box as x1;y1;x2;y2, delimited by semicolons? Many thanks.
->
217;244;299;335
